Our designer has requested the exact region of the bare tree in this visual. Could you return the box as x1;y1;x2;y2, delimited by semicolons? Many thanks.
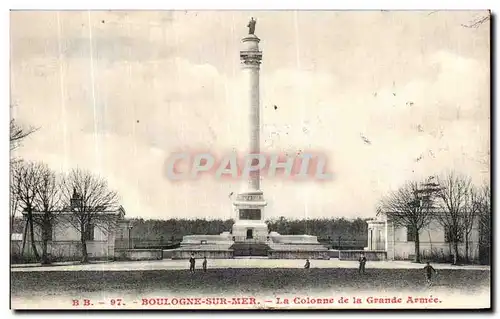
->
32;165;61;264
62;169;120;263
461;13;491;28
477;184;491;263
462;185;482;263
435;172;471;264
10;161;21;234
10;113;38;234
11;161;44;261
10;118;37;152
379;178;438;263
10;187;20;234
479;184;491;232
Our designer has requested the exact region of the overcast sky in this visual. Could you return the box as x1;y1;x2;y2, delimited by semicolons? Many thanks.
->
10;10;490;220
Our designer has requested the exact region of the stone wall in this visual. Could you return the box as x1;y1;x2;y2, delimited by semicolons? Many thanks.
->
268;250;329;260
162;249;173;259
115;249;163;261
11;240;113;262
171;249;233;259
393;242;480;261
339;250;387;261
328;249;340;258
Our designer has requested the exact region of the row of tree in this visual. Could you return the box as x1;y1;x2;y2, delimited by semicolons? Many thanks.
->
11;117;122;264
266;216;367;242
10;161;120;264
378;173;491;264
127;218;235;242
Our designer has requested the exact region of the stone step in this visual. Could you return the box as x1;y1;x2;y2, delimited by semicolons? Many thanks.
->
231;242;270;257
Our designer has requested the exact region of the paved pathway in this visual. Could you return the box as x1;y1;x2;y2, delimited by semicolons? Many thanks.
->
11;258;491;272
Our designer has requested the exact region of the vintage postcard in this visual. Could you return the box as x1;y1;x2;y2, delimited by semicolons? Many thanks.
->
10;10;491;310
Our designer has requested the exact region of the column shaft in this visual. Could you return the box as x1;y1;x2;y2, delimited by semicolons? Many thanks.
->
247;65;260;191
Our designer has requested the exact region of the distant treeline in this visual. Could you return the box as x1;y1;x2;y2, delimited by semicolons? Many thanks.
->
127;216;368;245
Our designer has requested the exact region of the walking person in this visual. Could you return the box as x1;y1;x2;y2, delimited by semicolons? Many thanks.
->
304;259;310;269
189;254;196;273
424;262;437;286
202;256;207;272
358;254;367;274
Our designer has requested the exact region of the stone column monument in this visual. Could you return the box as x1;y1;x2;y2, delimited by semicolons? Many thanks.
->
231;18;269;243
172;18;329;259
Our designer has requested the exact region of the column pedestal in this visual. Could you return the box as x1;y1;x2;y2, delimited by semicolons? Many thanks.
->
232;191;268;243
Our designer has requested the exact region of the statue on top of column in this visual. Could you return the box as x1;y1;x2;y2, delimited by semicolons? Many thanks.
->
247;17;256;35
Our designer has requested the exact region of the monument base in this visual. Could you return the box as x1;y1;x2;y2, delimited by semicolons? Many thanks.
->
168;231;331;260
232;222;269;243
231;190;268;243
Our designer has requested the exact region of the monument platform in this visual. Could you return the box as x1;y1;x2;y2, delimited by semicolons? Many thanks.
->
171;233;234;259
171;231;329;260
267;232;330;260
231;242;269;257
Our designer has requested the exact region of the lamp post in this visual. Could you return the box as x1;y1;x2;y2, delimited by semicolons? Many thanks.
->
128;224;133;249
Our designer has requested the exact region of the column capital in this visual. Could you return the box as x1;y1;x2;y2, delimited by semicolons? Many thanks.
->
240;50;262;69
